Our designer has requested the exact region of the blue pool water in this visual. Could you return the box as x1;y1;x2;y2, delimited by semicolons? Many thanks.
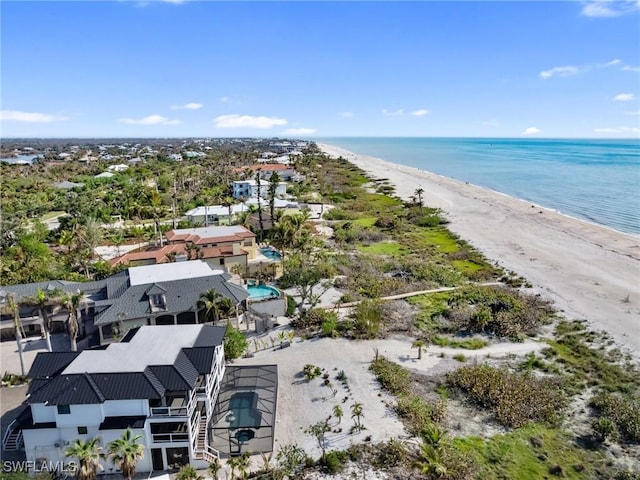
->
247;284;280;300
261;247;282;260
228;392;261;429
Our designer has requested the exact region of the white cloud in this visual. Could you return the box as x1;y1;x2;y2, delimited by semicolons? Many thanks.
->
540;66;580;79
219;96;229;103
614;93;635;101
0;110;70;123
481;119;501;127
282;128;317;135
411;109;429;117
118;114;181;125
340;111;354;118
622;65;640;72
171;102;202;110
603;58;622;66
214;114;287;129
581;0;640;17
594;126;640;134
382;108;404;116
522;126;542;135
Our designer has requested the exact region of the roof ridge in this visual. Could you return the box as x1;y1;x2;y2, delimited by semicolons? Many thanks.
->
84;373;106;402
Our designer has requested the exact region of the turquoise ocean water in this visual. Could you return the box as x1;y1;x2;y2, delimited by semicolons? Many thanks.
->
319;138;640;235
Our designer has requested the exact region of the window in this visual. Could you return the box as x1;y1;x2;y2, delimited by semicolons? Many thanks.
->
151;294;164;305
77;426;88;435
57;405;70;415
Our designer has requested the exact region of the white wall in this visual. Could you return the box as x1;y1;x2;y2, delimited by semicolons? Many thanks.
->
31;404;56;423
23;428;61;464
55;404;102;427
102;399;148;417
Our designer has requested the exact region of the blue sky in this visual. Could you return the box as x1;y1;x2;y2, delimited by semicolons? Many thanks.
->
1;1;639;138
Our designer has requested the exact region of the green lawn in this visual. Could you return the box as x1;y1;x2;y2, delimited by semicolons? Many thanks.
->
455;424;607;480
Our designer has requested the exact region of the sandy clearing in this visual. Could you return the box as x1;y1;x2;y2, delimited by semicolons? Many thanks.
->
236;331;544;460
318;144;640;360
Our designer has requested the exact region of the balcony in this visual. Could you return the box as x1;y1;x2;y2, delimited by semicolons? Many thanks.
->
150;397;188;417
152;432;189;443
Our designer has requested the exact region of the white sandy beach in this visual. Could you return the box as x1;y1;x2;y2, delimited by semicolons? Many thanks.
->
318;144;640;358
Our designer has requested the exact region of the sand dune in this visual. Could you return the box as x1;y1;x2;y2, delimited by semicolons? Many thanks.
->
318;144;640;358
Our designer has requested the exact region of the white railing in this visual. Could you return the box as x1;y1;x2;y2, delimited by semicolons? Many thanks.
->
152;432;189;443
190;411;201;451
187;388;197;418
150;406;188;417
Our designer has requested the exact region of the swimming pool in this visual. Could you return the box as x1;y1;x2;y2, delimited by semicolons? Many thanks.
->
228;392;261;429
247;284;280;300
260;247;282;260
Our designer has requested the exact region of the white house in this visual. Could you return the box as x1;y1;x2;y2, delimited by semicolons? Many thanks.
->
184;204;249;226
106;164;129;172
19;325;226;471
232;180;286;200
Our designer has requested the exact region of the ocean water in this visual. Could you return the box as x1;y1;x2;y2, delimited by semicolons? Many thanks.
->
320;138;640;235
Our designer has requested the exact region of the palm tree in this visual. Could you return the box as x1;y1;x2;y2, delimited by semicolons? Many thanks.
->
351;402;364;431
414;187;425;208
107;428;145;480
176;464;203;480
1;293;26;376
64;437;104;480
198;289;223;324
221;196;235;225
207;459;222;480
412;339;426;360
255;171;265;240
25;288;59;352
332;404;343;424
62;291;84;352
236;452;251;480
267;172;281;224
414;423;451;478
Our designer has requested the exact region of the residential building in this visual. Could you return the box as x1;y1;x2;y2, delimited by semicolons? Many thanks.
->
15;325;225;470
232;180;286;200
0;261;249;345
184;204;249;226
235;164;298;181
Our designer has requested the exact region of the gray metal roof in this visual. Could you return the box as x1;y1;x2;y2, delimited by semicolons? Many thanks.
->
1;262;248;328
27;325;225;405
28;352;80;379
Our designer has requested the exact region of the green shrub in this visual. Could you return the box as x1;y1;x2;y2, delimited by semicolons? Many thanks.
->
352;299;383;339
447;364;566;428
396;396;447;436
303;364;322;381
286;295;296;316
590;391;640;443
322;450;348;474
223;324;248;361
369;356;410;395
321;317;338;338
453;353;467;363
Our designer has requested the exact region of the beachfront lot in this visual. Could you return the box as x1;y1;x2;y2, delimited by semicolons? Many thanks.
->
235;328;545;458
318;144;640;361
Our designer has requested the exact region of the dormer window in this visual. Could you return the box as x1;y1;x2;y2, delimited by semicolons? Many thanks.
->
147;284;168;312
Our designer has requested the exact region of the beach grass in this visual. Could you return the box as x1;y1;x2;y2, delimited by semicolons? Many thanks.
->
432;335;488;350
455;424;607;480
352;216;378;227
451;259;484;274
357;241;409;256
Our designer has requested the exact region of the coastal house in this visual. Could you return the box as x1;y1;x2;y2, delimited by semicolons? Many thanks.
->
184;204;249;226
0;261;249;345
235;164;298;181
7;324;278;469
232;180;286;200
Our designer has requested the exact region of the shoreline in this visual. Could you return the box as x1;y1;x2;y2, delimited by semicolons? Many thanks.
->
318;143;640;358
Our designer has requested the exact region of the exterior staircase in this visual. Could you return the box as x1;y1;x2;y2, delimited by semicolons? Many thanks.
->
2;420;23;451
193;416;218;462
